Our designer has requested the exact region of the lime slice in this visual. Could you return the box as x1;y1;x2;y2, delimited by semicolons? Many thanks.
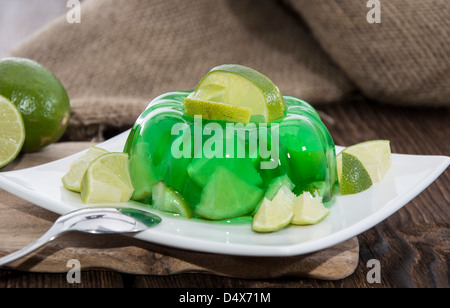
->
184;97;252;124
291;192;330;225
190;64;285;123
62;146;109;192
152;181;193;218
341;140;391;182
0;95;25;168
252;185;295;233
81;153;134;204
340;152;373;195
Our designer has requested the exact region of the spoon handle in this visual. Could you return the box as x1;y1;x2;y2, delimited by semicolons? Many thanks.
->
0;224;63;268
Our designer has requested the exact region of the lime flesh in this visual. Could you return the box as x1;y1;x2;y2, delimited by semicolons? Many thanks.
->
291;192;329;225
0;95;25;168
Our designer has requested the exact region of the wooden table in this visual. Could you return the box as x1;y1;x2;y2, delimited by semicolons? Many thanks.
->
0;0;448;288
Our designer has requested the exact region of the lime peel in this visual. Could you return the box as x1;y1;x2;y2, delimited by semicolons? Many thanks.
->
340;152;373;195
184;97;252;124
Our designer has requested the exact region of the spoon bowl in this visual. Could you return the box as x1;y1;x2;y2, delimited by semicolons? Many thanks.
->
0;207;161;267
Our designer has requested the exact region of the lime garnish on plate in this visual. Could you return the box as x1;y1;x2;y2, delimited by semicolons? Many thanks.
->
81;153;134;204
291;192;330;225
252;185;295;233
62;146;109;192
340;140;392;182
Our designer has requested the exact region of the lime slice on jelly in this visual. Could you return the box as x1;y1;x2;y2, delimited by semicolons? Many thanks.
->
184;97;252;124
189;64;285;123
81;153;134;204
0;95;25;168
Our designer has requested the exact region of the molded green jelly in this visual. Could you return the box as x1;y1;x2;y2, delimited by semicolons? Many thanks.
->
124;91;338;220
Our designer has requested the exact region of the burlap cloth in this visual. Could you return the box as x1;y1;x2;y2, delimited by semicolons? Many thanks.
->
10;0;449;141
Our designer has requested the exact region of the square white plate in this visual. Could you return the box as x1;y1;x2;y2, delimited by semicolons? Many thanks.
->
0;130;448;257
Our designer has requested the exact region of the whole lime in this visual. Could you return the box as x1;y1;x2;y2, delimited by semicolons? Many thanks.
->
0;58;70;152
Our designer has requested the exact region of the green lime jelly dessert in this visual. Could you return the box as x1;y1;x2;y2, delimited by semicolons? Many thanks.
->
123;91;338;220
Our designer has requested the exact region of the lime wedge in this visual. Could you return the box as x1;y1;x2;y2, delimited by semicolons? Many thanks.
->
81;153;134;204
184;97;252;124
0;95;25;168
340;152;373;195
291;192;330;225
341;140;391;182
62;146;109;192
252;185;295;233
190;64;285;123
152;181;193;218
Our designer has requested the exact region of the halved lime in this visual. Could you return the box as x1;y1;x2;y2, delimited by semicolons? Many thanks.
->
62;146;109;192
0;95;25;168
291;192;329;225
189;64;285;123
184;97;252;124
0;58;70;153
340;152;373;195
81;153;134;204
252;185;295;233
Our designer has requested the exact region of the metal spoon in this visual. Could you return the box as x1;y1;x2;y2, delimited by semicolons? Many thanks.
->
0;207;161;267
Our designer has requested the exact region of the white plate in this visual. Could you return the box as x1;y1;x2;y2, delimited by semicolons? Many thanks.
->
0;130;448;257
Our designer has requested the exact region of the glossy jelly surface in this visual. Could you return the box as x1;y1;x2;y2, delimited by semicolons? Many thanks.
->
124;91;338;220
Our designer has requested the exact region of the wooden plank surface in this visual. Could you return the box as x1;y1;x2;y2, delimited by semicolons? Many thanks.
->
0;0;448;288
